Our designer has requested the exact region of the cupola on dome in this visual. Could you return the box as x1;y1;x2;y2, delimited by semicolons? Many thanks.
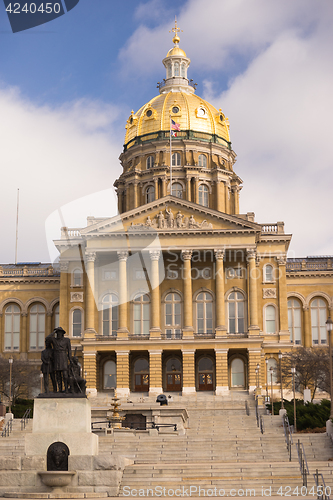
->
124;19;230;150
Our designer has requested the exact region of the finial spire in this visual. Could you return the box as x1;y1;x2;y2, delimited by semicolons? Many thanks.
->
170;16;182;46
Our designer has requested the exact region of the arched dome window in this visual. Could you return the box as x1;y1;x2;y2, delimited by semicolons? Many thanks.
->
5;304;20;351
196;292;213;334
199;184;209;207
167;63;172;79
174;62;180;77
227;292;245;334
172;182;183;199
198;154;207;168
172;152;181;166
146;156;154;169
288;299;302;345
102;293;118;336
181;63;186;77
146;186;155;204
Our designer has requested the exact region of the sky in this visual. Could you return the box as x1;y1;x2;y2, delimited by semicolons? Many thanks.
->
1;0;333;263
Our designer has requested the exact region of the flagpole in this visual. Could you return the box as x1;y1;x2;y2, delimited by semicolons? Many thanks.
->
15;188;19;265
169;116;172;195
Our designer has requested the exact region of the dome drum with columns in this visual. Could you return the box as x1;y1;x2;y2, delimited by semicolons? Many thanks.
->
116;24;240;215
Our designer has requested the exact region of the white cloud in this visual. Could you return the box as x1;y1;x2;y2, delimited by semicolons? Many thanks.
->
0;86;123;263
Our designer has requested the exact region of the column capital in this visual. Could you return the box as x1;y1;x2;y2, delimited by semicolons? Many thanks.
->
149;349;163;355
215;348;229;354
116;350;130;356
214;249;225;261
182;349;195;355
117;251;129;262
276;254;287;266
181;250;192;261
60;261;69;272
85;252;96;263
149;250;161;261
246;248;256;260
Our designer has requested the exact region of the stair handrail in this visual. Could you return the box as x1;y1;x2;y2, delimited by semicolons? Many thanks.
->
296;439;309;487
282;412;293;461
314;468;330;500
255;396;259;426
259;414;265;434
21;408;31;430
1;418;13;437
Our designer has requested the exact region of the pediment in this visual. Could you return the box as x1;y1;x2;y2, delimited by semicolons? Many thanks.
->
80;197;261;237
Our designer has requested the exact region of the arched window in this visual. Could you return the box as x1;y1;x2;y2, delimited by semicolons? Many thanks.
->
181;62;186;78
4;304;20;351
198;184;209;207
167;63;171;79
266;358;278;384
73;269;82;286
196;292;213;334
72;309;82;337
172;152;181;166
231;358;245;387
30;304;46;350
165;292;181;339
288;299;302;345
146;186;155;204
198;154;207;168
172;182;183;199
102;293;118;336
311;298;327;345
227;292;245;334
104;360;116;389
53;304;59;329
264;265;274;282
146;156;154;169
265;305;276;334
133;294;150;335
134;358;149;391
174;62;180;76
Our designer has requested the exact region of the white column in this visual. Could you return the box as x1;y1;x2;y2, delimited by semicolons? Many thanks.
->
117;251;129;338
85;252;96;337
149;250;161;338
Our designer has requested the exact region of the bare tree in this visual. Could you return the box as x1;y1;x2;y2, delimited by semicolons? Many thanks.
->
280;347;329;401
0;357;40;404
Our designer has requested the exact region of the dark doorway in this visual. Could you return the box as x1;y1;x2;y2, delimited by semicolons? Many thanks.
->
122;413;146;430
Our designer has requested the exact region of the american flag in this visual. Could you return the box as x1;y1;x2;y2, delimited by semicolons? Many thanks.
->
171;119;180;136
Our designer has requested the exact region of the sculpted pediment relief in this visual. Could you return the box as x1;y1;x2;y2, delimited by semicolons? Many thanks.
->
128;207;213;231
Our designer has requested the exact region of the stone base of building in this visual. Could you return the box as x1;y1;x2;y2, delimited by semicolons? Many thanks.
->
182;387;196;395
149;387;163;396
215;386;229;395
115;387;130;398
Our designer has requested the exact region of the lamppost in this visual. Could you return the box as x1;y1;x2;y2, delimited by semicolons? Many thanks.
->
326;317;333;418
8;357;13;414
291;366;297;432
265;358;268;403
270;366;274;415
278;350;284;409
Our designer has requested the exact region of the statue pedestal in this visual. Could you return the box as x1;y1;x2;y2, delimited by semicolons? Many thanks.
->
25;397;98;456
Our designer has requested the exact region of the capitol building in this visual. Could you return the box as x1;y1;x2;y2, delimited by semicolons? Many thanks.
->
1;26;332;399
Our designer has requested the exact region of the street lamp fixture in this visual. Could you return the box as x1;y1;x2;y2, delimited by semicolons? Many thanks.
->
270;366;274;416
8;357;13;414
265;358;268;403
326;317;333;418
291;366;297;432
278;350;284;409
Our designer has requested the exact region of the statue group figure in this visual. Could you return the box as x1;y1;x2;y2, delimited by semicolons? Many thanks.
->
41;326;86;395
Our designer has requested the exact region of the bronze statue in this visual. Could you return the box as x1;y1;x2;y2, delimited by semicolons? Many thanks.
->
41;338;57;393
69;355;86;394
45;327;71;394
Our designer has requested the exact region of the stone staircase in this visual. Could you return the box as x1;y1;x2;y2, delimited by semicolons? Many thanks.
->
0;418;31;456
96;394;333;496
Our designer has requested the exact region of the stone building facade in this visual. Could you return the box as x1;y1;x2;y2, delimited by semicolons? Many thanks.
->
0;28;332;398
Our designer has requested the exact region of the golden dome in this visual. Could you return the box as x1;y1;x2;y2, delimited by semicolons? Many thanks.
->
166;46;187;57
124;92;230;146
